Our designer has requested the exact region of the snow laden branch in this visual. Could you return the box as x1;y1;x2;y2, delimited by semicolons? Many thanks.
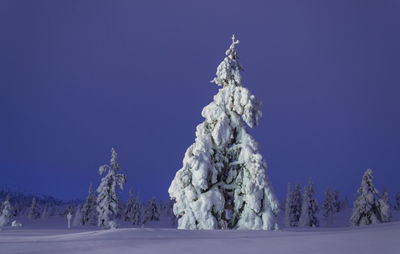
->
96;148;126;229
169;35;279;230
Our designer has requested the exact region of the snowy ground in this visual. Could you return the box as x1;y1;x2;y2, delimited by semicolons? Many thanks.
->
1;210;400;254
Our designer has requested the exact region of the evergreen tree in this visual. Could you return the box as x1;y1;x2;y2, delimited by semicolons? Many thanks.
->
283;183;291;227
130;192;142;225
378;189;391;223
168;35;279;230
142;197;160;224
332;190;340;213
394;192;400;211
0;194;12;226
322;187;334;225
289;183;302;227
164;199;177;226
82;184;97;225
96;148;127;229
124;188;135;222
299;178;319;227
350;169;382;226
28;197;40;220
341;196;349;209
163;199;174;217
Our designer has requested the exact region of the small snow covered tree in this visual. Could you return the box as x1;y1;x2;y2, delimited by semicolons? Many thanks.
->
0;194;12;226
130;192;142;225
124;188;135;222
164;199;178;226
299;178;319;227
96;148;127;229
350;169;382;226
283;183;291;227
378;189;391;223
322;187;334;225
28;197;40;220
163;199;174;217
332;190;340;213
142;197;160;224
394;192;400;211
168;35;279;230
82;184;97;225
289;183;302;227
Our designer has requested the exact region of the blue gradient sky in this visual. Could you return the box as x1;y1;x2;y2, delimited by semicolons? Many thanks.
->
1;0;399;202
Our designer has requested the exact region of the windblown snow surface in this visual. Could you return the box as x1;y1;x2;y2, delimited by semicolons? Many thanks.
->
1;210;399;254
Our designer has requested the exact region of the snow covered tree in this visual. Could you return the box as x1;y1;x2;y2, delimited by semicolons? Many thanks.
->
124;188;135;222
142;197;160;224
82;184;97;225
322;187;334;225
394;192;400;211
0;194;12;226
28;197;40;220
168;35;279;230
299;178;319;227
163;199;178;226
130;192;142;225
283;183;291;227
341;196;349;209
378;189;391;223
332;190;340;213
96;148;127;229
289;183;302;227
350;169;382;226
163;199;174;217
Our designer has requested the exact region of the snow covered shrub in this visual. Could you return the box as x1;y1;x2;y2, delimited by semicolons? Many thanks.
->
168;35;279;230
0;194;12;226
350;169;383;226
299;178;319;227
11;220;22;227
289;183;302;227
96;148;127;229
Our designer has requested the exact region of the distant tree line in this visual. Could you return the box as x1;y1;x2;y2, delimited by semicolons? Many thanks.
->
0;148;177;229
282;168;396;228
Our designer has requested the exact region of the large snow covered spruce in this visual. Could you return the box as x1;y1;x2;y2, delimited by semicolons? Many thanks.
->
168;35;279;230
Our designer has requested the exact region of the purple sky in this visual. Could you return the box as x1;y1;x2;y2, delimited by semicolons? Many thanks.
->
1;0;399;202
